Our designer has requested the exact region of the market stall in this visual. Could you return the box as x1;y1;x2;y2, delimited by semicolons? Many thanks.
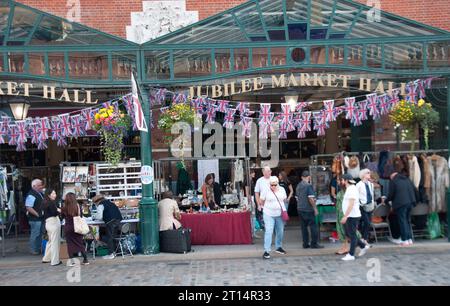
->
154;156;253;245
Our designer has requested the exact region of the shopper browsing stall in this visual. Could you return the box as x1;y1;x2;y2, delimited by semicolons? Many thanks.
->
296;171;323;249
260;176;287;259
340;174;370;261
386;172;417;246
42;188;62;266
92;194;123;259
158;191;182;231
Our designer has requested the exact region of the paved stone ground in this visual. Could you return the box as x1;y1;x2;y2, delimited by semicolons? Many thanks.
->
1;245;450;286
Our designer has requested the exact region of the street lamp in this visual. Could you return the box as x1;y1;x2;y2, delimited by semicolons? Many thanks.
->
9;99;30;120
284;94;298;112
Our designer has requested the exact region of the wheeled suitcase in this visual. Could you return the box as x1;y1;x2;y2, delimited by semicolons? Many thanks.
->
159;228;192;253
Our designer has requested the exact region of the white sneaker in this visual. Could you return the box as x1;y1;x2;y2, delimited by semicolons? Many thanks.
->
67;259;76;267
388;237;402;244
408;239;413;245
102;253;115;260
341;254;355;261
358;245;370;257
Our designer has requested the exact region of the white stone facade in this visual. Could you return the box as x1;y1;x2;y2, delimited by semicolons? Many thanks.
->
126;0;199;44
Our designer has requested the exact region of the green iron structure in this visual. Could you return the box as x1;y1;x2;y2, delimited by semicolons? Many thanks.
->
1;0;450;249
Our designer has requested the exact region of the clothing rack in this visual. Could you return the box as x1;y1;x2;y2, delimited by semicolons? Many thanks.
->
311;149;449;166
0;164;18;256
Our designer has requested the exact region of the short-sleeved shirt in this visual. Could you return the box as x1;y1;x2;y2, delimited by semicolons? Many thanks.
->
296;181;316;212
260;188;287;217
342;185;361;218
254;177;271;199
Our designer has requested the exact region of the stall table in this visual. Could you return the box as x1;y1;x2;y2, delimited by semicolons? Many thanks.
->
180;211;252;245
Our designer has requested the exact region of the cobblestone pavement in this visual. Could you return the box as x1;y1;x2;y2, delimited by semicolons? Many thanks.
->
1;247;450;286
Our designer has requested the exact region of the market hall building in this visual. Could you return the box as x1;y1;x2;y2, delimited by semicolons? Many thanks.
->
0;0;450;244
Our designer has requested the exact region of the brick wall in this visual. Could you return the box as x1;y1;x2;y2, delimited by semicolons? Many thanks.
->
16;0;450;39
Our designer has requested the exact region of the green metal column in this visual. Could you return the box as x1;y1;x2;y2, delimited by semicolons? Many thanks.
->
447;78;450;242
138;85;160;254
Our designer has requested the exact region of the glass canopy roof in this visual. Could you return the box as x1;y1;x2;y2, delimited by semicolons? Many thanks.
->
0;0;135;46
147;0;449;45
0;0;449;85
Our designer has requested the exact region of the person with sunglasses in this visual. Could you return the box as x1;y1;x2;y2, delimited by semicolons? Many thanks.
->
259;176;287;259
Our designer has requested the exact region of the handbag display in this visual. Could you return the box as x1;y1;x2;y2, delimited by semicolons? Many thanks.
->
272;190;289;222
73;216;90;235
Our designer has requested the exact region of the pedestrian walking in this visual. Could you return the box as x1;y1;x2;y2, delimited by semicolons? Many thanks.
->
340;174;370;261
61;192;89;266
41;188;62;266
356;169;375;245
260;176;287;259
254;166;273;230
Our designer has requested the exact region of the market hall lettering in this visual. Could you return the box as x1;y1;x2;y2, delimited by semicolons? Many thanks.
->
0;81;98;104
189;73;407;98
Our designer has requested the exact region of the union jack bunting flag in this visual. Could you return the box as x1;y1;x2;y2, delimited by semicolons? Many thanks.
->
59;114;72;137
71;115;86;138
38;117;50;141
378;95;390;116
278;122;288;139
259;103;273;125
345;97;356;120
206;105;217;124
323;100;336;122
358;100;369;121
51;118;62;141
366;93;380;120
217;100;229;113
415;80;426;99
29;123;40;144
81;109;94;131
405;83;417;104
223;109;236;129
8;124;18;146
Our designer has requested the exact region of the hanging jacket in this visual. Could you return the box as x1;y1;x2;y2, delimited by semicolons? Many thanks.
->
427;155;449;213
408;155;421;189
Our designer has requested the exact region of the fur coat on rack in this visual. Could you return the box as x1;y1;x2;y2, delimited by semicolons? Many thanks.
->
426;155;449;213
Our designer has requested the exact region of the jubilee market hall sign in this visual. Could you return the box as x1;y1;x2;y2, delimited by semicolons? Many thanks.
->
0;81;98;104
189;72;411;99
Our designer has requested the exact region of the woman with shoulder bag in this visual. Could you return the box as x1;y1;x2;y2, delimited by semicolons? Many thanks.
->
259;176;288;259
355;169;375;245
42;188;62;266
61;192;89;266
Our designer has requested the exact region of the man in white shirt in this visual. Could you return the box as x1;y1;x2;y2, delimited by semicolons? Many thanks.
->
254;166;272;230
340;174;370;261
356;169;375;244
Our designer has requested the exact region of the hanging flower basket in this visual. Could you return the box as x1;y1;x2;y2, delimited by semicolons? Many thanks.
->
92;106;131;166
158;103;197;168
390;99;439;150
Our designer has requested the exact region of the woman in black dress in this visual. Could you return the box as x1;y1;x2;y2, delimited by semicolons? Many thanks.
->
42;188;62;266
61;192;89;265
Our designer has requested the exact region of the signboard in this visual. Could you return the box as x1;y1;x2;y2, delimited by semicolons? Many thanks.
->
140;165;154;185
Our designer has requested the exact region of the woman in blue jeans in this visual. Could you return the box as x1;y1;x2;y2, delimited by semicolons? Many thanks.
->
259;176;287;259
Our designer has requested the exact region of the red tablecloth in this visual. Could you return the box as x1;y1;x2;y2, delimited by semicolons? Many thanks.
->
180;211;252;245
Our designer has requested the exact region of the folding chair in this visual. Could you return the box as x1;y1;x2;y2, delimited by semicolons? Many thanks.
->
410;204;429;241
371;204;392;243
114;223;134;259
